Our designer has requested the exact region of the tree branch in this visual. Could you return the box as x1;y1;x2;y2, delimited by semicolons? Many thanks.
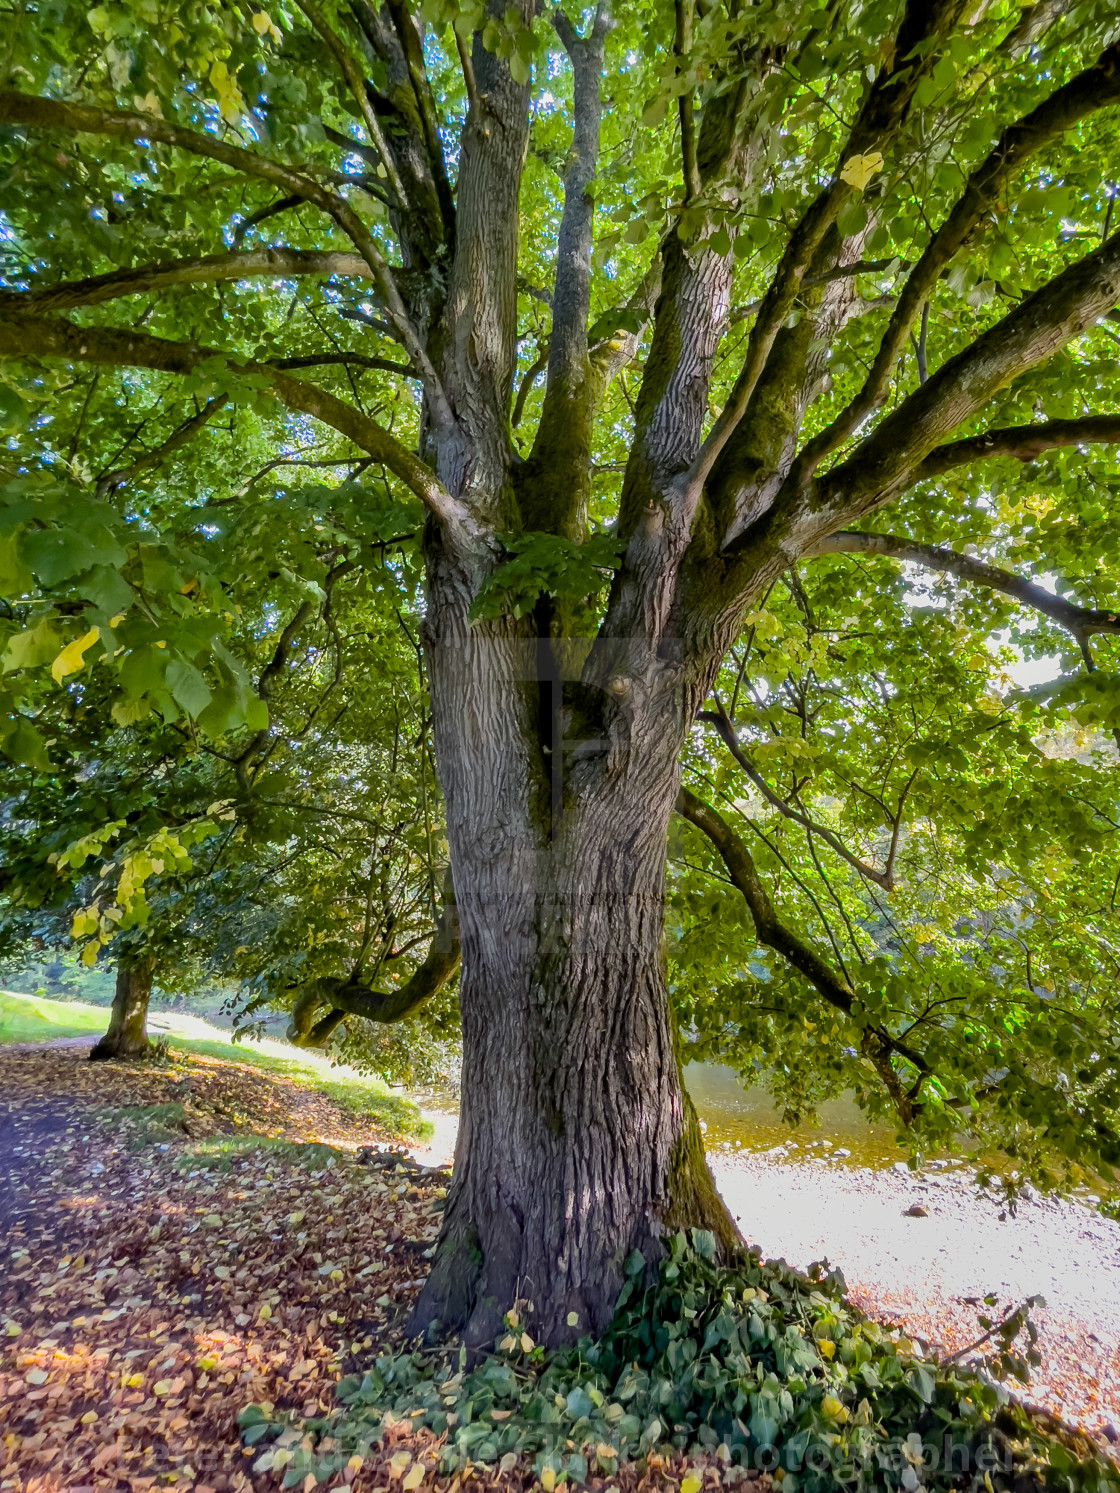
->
0;90;454;432
4;248;377;312
519;3;610;533
697;701;899;889
675;785;925;1123
791;41;1120;478
0;307;464;527
294;0;411;215
809;230;1120;528
684;0;970;502
287;885;460;1046
914;414;1120;479
807;530;1120;640
274;353;415;376
95;394;229;497
674;0;701;201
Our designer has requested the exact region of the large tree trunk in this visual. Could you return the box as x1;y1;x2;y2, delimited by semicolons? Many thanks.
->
410;571;738;1350
90;960;154;1061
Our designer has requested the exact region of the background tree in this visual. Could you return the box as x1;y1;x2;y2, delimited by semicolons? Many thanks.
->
2;0;1120;1347
0;414;455;1061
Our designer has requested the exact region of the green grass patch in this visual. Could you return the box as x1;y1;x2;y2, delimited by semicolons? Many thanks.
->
176;1134;345;1172
0;991;430;1143
101;1101;188;1146
241;1233;1117;1492
166;1035;431;1142
0;989;107;1043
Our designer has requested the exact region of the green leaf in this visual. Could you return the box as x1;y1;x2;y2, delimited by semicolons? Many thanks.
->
165;659;213;718
2;618;60;673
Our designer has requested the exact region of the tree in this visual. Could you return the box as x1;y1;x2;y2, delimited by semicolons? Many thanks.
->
2;0;1120;1348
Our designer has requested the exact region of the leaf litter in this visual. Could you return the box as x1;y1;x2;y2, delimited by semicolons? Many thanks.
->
0;1045;725;1493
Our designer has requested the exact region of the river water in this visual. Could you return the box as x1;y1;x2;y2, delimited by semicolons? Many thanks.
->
684;1063;908;1169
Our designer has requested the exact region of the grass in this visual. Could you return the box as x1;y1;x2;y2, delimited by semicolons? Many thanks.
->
165;1034;431;1142
0;989;108;1043
0;989;430;1142
176;1134;345;1172
102;1101;189;1146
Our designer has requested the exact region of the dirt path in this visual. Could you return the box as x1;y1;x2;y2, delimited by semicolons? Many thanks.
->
0;1043;445;1493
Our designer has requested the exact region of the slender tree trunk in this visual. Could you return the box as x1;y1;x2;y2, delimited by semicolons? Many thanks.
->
410;577;738;1349
90;960;154;1061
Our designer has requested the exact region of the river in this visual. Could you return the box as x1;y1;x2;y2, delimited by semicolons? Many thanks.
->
684;1062;908;1168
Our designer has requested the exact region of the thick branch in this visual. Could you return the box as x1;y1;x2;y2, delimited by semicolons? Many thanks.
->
808;531;1120;640
914;414;1120;479
674;0;701;201
287;892;460;1047
520;5;609;534
545;6;609;396
5;248;375;312
685;0;969;501
794;41;1120;476
811;230;1120;526
676;786;925;1124
0;308;463;526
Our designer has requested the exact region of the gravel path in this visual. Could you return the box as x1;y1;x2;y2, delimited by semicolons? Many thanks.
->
709;1152;1120;1449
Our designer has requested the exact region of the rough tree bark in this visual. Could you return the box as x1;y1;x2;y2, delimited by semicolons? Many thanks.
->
90;960;155;1061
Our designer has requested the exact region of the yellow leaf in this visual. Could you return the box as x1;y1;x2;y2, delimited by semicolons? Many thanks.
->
540;1470;556;1492
389;1451;412;1480
4;1321;21;1337
520;1332;534;1353
816;1337;836;1359
821;1394;849;1423
498;1334;517;1352
252;8;282;41
132;91;162;117
51;626;100;683
257;1302;272;1321
839;151;883;190
153;1378;173;1396
566;1311;579;1327
681;1476;702;1493
402;1465;425;1490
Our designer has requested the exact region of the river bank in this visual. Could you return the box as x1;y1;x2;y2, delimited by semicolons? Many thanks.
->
9;995;1118;1457
708;1150;1120;1450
